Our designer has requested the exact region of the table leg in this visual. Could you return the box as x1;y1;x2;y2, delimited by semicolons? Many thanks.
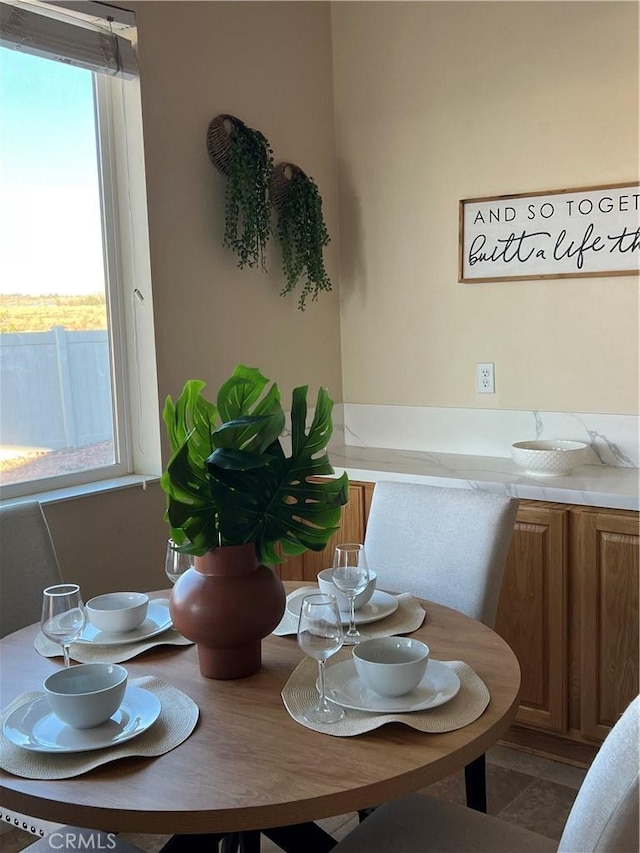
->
262;822;337;852
238;831;261;852
158;833;226;852
357;808;377;822
158;824;335;853
464;753;488;812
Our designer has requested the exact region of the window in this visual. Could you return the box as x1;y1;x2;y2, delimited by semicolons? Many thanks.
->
0;0;160;500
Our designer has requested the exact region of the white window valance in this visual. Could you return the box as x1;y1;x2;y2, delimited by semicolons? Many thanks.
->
0;0;137;78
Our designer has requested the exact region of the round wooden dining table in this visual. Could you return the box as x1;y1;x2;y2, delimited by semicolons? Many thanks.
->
0;583;520;837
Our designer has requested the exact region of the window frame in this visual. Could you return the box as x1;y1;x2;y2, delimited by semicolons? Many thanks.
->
0;13;161;502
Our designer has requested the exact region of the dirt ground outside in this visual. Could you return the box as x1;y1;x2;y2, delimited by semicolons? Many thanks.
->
0;441;114;485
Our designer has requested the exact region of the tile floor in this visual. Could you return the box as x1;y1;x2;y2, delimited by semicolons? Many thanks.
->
0;745;587;852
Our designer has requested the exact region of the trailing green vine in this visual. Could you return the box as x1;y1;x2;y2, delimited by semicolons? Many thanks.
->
222;120;274;271
276;170;332;311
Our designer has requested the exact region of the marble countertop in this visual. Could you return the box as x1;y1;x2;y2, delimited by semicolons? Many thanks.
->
329;445;639;511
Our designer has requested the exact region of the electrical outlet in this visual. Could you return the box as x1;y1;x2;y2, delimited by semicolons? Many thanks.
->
476;362;495;394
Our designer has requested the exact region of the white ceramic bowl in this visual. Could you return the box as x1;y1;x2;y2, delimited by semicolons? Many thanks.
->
511;440;589;477
44;663;128;729
353;637;430;697
317;568;377;611
85;592;149;633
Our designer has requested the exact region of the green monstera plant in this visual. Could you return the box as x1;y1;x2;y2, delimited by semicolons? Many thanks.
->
161;364;349;565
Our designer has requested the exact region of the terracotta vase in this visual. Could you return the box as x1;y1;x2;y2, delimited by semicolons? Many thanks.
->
169;543;286;679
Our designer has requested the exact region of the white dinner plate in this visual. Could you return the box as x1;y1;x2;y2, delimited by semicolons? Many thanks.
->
76;600;172;645
323;658;461;713
3;685;161;754
287;589;399;626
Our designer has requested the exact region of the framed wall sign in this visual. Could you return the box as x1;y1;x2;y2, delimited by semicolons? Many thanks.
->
459;182;640;283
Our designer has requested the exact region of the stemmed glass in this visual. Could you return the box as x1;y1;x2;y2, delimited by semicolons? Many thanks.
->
332;543;369;645
297;593;345;724
165;538;194;585
41;584;86;668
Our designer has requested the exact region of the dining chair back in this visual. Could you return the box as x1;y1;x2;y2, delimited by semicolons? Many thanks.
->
363;480;519;814
0;501;63;639
364;481;520;627
557;693;639;852
0;503;146;850
332;694;640;853
0;501;67;842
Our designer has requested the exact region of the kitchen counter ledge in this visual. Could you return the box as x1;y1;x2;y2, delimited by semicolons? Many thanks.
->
329;445;639;512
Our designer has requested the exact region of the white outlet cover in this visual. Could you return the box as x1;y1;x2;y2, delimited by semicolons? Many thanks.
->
476;362;495;394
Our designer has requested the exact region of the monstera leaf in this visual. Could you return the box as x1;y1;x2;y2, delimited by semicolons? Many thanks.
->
161;365;348;563
208;385;348;565
161;367;283;555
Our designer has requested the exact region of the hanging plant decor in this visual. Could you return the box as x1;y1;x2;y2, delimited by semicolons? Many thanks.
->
272;163;332;311
207;114;274;271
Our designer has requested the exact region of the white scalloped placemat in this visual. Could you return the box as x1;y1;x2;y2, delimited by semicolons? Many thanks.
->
281;649;489;737
273;590;425;638
0;676;199;779
34;599;193;663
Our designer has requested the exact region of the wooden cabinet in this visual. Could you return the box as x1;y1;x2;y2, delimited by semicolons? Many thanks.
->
572;507;639;741
279;481;639;764
497;503;638;764
494;503;569;735
276;481;374;582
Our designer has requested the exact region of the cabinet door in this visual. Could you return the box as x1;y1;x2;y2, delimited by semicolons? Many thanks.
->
573;508;639;740
299;482;368;582
278;482;370;583
495;503;569;733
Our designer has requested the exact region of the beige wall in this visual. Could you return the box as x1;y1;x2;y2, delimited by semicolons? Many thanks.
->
41;1;639;592
134;0;343;410
44;1;343;596
45;483;168;599
332;1;639;413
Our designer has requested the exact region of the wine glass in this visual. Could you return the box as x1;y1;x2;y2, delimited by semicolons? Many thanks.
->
165;538;194;585
297;593;345;724
41;584;86;668
332;543;369;645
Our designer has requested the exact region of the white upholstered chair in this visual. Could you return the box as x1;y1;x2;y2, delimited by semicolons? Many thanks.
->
0;501;63;639
332;694;640;853
0;502;67;840
364;481;519;627
0;503;143;852
363;481;520;811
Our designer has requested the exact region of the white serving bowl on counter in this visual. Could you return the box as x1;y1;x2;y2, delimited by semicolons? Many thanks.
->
44;663;128;729
86;592;149;633
511;440;589;477
353;637;430;697
317;568;377;612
